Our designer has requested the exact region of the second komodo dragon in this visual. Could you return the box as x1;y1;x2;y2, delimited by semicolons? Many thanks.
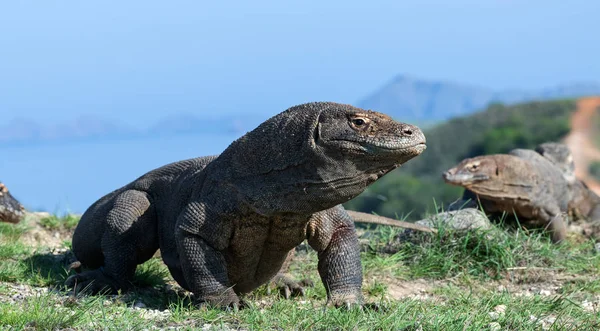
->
443;152;568;243
66;102;427;308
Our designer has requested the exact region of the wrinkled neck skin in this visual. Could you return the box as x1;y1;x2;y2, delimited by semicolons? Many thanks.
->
205;108;400;216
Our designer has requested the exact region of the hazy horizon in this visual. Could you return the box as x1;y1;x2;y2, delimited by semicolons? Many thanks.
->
2;1;599;127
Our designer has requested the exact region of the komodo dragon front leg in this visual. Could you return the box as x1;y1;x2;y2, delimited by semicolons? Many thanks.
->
307;206;363;307
269;209;436;298
66;190;159;294
173;201;240;307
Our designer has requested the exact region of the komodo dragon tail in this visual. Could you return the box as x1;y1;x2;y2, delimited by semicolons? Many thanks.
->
346;210;437;234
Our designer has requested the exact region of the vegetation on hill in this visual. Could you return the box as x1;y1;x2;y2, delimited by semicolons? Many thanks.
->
345;99;578;220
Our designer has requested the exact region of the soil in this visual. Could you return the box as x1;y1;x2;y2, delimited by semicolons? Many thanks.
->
564;97;600;193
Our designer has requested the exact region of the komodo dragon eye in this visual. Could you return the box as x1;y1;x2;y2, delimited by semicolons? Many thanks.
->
469;163;479;171
348;116;370;130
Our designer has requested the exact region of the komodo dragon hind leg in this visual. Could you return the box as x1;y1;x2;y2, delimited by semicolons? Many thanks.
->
66;190;158;295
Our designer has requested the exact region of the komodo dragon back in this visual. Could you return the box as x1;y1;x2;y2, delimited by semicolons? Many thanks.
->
533;142;600;227
534;142;576;184
0;182;25;224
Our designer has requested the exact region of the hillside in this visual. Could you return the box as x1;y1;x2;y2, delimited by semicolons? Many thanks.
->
345;98;580;220
358;75;600;124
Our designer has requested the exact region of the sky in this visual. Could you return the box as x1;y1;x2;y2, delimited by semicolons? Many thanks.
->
1;0;599;127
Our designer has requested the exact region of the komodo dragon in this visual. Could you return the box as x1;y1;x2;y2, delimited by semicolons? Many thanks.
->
442;153;568;243
66;102;427;308
0;182;25;224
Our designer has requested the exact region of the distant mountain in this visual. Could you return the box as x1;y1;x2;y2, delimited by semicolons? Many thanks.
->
357;75;600;124
2;75;600;147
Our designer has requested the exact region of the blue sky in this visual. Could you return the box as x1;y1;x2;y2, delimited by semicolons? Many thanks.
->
1;0;598;126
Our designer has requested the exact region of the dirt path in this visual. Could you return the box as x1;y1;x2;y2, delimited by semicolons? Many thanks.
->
564;97;600;194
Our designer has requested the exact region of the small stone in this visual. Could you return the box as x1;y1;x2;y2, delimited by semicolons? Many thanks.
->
488;304;506;320
134;301;146;309
488;322;501;331
582;300;595;312
539;289;552;296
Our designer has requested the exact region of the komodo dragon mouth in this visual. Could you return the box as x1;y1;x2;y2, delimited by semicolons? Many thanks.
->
442;172;490;185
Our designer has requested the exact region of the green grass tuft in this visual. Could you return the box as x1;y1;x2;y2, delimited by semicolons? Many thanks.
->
39;214;81;230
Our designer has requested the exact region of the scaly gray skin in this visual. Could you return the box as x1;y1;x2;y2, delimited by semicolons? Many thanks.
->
0;182;25;224
443;153;568;243
66;102;427;308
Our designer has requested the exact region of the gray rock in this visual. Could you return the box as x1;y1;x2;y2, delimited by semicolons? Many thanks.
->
415;208;492;231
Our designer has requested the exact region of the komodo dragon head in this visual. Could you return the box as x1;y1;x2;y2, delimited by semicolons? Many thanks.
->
442;154;535;200
315;103;427;165
219;101;427;214
0;182;25;224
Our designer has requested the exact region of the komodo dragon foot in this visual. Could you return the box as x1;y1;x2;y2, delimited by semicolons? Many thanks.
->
267;273;314;299
65;269;127;295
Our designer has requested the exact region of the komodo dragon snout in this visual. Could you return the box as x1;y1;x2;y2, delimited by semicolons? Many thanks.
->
443;157;496;187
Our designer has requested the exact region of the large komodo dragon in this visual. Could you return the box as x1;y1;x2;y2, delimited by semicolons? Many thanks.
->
443;152;568;243
0;182;25;224
66;102;427;308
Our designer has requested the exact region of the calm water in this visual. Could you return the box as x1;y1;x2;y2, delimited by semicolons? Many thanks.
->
0;133;239;214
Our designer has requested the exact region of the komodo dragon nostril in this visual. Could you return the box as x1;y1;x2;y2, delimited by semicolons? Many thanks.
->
402;127;413;136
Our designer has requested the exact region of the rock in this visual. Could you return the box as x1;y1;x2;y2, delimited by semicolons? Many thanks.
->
488;322;502;331
415;208;493;231
380;208;495;253
488;304;506;320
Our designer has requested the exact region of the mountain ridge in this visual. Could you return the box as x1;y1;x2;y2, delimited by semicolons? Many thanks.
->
3;75;600;147
357;74;600;123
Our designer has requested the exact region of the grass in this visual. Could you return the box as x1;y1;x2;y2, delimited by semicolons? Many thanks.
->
1;213;599;330
39;214;80;231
